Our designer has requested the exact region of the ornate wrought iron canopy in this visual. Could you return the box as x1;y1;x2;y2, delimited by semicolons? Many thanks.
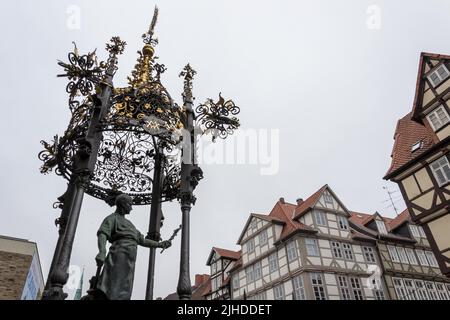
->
39;8;240;206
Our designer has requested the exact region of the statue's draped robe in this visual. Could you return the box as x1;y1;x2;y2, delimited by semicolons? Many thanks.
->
96;213;145;300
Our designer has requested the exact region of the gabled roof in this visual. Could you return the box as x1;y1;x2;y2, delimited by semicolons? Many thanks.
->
349;211;415;244
411;52;450;121
293;185;327;219
387;208;412;231
236;213;285;244
269;200;316;242
292;184;350;220
349;211;393;227
384;112;436;178
206;247;241;265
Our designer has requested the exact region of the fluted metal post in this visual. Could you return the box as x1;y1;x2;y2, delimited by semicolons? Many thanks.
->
145;146;164;300
42;59;116;300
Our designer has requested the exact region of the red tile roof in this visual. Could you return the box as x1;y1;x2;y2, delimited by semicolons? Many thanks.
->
293;185;327;220
349;211;393;226
269;201;316;241
213;247;241;260
348;211;373;225
387;208;411;231
384;112;435;178
251;214;285;224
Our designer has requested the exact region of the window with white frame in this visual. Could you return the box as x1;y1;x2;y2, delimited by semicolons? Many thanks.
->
419;226;427;238
250;291;267;300
342;243;354;260
371;278;385;300
431;156;450;186
246;266;255;283
425;251;439;268
425;282;439;300
411;140;422;152
446;283;450;295
310;273;327;300
273;283;285;300
292;275;306;300
323;193;333;204
404;279;418;300
363;246;376;263
286;241;298;262
393;278;407;300
337;275;352;300
232;275;239;290
414;280;429;300
331;241;343;259
387;245;400;263
427;105;450;131
337;216;349;230
246;238;255;253
254;261;262;280
350;277;364;300
259;229;268;246
211;262;217;274
305;238;320;256
268;252;278;273
416;249;429;266
409;225;421;238
427;64;450;87
397;247;409;264
405;248;418;265
376;220;388;234
314;211;327;226
435;283;449;300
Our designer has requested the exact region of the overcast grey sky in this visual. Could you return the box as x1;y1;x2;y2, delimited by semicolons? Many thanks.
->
2;0;450;299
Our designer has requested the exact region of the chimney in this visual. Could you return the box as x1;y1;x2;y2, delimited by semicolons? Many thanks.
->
194;274;208;287
279;197;285;204
296;198;303;205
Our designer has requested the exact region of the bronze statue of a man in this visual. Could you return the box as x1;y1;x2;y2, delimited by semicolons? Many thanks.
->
95;194;171;300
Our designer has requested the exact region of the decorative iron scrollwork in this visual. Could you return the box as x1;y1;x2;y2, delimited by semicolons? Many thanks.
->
57;43;106;100
196;93;240;141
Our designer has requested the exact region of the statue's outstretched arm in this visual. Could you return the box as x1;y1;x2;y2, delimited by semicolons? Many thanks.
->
139;234;171;249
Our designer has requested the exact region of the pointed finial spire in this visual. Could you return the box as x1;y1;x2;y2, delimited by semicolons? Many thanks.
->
179;64;197;100
142;6;159;46
73;267;84;300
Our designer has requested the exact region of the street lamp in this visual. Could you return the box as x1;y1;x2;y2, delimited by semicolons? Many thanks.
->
39;7;240;300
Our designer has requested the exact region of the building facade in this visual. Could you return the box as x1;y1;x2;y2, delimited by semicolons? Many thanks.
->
0;235;44;300
203;185;450;300
349;210;450;300
204;248;241;300
385;52;450;277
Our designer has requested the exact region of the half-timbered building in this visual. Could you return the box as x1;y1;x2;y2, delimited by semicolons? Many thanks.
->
203;247;241;300
203;185;450;300
385;52;450;277
350;209;450;300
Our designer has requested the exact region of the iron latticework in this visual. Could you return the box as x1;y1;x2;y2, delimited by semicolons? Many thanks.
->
39;6;240;300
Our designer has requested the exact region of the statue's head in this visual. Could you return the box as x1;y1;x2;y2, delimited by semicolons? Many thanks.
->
115;194;133;215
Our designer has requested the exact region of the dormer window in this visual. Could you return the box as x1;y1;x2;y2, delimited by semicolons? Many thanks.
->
411;140;422;153
427;105;449;131
427;64;450;87
375;220;388;234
